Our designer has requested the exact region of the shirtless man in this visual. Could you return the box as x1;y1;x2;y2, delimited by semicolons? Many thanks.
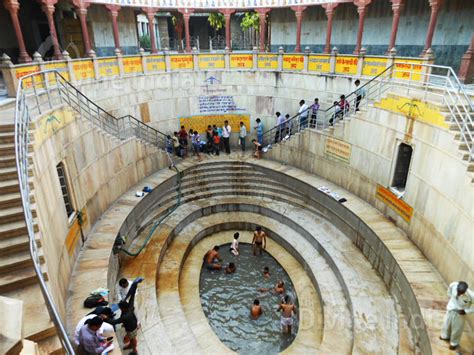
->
263;266;270;278
203;245;222;270
251;299;263;319
259;280;285;294
279;295;297;334
252;226;267;256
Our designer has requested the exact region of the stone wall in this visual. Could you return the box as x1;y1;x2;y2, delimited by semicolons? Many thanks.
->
32;105;167;317
88;5;139;56
270;0;474;71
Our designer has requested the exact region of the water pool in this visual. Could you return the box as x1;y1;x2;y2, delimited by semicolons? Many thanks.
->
199;242;299;354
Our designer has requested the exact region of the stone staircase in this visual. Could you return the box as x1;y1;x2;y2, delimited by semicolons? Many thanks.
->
0;102;62;354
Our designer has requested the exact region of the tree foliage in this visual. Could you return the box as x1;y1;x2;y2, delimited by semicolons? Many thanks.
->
240;12;260;31
139;34;151;49
208;13;225;31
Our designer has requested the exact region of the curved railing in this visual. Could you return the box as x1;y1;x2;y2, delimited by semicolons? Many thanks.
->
14;70;171;353
261;62;473;162
15;72;75;353
260;64;394;146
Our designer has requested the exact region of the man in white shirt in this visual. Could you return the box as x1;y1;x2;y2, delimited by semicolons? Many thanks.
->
440;281;473;350
239;121;247;152
354;79;366;112
274;112;286;143
298;100;309;130
117;278;133;301
222;120;231;154
74;310;115;347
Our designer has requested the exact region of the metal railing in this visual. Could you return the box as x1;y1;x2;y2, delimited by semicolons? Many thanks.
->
260;64;394;146
261;63;473;162
14;70;171;353
15;72;75;353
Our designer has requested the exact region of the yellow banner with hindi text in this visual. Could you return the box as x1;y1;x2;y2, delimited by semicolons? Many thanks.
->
98;58;120;77
145;55;166;72
230;54;253;69
393;59;424;81
308;55;330;73
170;55;194;70
258;54;278;70
362;57;388;77
282;54;304;71
72;60;94;80
376;185;413;223
198;54;225;69
123;56;143;74
335;56;359;75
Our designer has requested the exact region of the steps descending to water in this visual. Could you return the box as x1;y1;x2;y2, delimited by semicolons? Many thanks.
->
0;122;61;354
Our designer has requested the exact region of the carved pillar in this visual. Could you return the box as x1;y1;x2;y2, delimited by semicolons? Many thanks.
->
422;0;443;55
256;8;271;52
143;7;159;53
291;6;307;53
353;0;371;55
322;3;338;54
387;0;404;52
105;4;121;54
458;34;474;84
179;8;194;53
72;0;92;57
220;9;235;50
3;0;31;62
40;0;62;60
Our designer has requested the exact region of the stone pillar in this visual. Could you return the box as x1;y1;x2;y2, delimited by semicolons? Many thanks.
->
322;3;338;54
179;8;194;53
143;7;159;54
256;8;270;52
105;4;122;54
422;0;443;55
72;0;92;57
220;9;235;51
40;0;63;60
387;0;404;53
291;6;307;53
458;34;474;84
353;0;371;55
3;0;31;63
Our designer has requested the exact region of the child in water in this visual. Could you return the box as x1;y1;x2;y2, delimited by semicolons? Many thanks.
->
225;262;236;274
263;266;270;278
251;299;263;319
230;232;239;256
279;295;297;334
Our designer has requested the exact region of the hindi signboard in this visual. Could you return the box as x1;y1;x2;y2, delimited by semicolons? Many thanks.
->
282;55;304;71
230;54;253;69
258;54;278;70
308;55;330;73
335;56;359;75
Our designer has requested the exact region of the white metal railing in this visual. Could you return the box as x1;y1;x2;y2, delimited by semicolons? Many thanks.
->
14;70;170;353
262;63;473;162
15;72;75;353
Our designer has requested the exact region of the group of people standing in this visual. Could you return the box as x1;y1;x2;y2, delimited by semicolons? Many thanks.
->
203;227;297;335
74;278;144;355
168;119;266;160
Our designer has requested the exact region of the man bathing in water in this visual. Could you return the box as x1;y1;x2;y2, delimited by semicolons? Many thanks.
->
203;245;222;270
252;226;267;256
279;295;297;334
251;299;263;319
259;280;285;294
263;266;270;278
